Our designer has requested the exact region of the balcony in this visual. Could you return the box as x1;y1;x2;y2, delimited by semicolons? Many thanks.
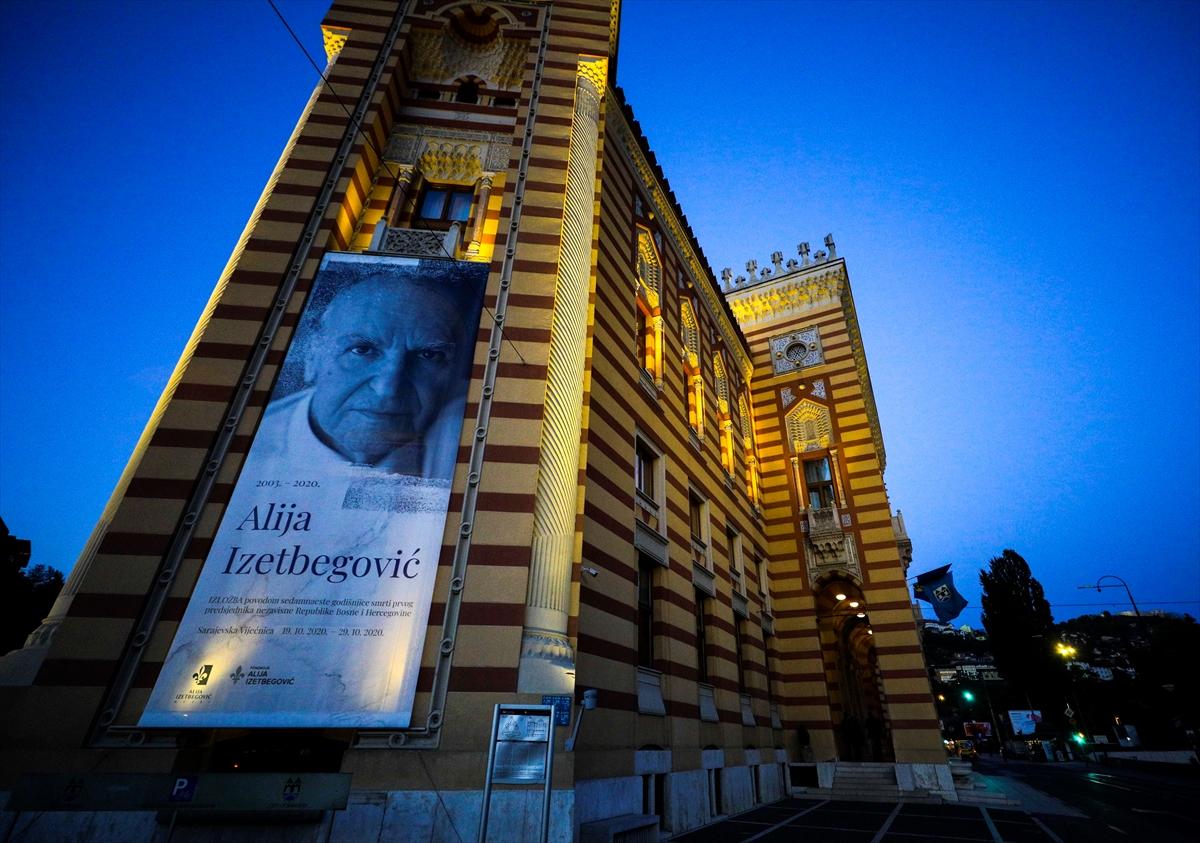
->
804;506;861;582
368;221;462;259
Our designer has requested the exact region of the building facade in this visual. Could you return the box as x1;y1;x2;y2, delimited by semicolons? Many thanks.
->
0;1;944;840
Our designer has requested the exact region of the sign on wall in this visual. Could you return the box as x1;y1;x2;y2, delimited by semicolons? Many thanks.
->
140;253;487;728
1008;710;1043;736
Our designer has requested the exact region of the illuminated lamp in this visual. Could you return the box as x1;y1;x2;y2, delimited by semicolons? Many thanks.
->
856;612;865;618
849;600;860;608
835;593;847;601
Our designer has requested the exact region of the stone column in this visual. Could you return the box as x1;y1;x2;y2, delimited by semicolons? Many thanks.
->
466;173;494;256
518;58;606;694
383;165;414;227
829;448;848;509
791;456;804;512
651;312;664;389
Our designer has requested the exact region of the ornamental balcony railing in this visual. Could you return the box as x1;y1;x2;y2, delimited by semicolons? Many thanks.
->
368;221;462;259
803;505;861;581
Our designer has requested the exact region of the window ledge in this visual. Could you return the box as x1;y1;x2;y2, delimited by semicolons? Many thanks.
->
636;666;666;716
638;370;659;400
739;693;756;727
698;682;719;722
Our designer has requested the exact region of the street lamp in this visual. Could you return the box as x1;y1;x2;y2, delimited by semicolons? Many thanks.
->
1078;575;1141;618
1055;642;1077;659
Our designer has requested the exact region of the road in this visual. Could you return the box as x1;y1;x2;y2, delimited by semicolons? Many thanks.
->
975;755;1200;842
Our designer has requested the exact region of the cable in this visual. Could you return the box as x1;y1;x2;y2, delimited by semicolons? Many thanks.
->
266;0;528;365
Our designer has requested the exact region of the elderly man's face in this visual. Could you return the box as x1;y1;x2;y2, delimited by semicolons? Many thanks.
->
305;278;463;465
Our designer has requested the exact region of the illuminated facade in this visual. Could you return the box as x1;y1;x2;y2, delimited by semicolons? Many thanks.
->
0;1;944;839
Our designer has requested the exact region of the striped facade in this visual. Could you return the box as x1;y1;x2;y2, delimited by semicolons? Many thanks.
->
0;1;943;840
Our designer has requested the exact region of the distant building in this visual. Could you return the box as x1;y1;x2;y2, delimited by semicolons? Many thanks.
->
0;2;942;839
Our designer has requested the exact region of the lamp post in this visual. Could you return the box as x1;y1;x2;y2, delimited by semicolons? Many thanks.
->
1056;639;1093;749
1078;575;1141;619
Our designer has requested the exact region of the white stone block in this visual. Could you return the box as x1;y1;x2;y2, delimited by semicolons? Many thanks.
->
664;768;708;833
721;766;753;815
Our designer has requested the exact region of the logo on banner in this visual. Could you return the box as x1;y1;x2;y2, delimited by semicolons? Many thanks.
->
191;665;213;686
230;665;245;684
933;584;952;602
283;777;303;802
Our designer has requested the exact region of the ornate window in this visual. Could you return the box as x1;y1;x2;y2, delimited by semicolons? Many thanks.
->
415;184;474;227
739;394;762;506
803;458;836;510
785;399;833;453
715;354;734;473
635;229;663;387
681;300;703;437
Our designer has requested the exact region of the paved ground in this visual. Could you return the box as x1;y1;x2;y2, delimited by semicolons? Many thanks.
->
669;799;1095;842
974;755;1200;842
672;797;1137;843
671;759;1200;842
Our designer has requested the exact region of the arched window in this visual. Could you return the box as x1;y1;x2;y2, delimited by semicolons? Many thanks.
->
739;394;761;506
715;354;734;473
681;300;703;437
454;77;482;104
635;229;663;387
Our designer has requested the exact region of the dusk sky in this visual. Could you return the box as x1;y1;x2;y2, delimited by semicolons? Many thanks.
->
1;0;1197;629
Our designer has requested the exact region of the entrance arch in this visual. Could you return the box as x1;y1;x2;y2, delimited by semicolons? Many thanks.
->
814;576;893;761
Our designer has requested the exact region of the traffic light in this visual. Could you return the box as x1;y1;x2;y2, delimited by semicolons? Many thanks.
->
962;690;975;703
1072;732;1086;745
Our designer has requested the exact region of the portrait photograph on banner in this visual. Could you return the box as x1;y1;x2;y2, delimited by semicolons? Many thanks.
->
140;253;488;728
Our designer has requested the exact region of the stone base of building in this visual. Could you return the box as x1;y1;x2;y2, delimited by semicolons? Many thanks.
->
0;789;575;843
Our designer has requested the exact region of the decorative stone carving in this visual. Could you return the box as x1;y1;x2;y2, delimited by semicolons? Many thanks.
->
419;142;483;183
385;127;511;178
805;506;862;582
811;379;827;399
824;233;837;259
785;399;832;452
408;27;526;90
321;26;351;63
780;386;797;409
798;241;811;265
771;251;784;274
637;229;661;306
379;226;457;257
770;326;824;375
725;265;846;327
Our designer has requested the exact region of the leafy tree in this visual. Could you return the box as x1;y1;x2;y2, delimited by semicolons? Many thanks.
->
979;549;1062;704
1;519;63;654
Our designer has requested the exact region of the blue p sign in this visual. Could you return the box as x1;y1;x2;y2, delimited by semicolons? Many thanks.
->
168;776;197;802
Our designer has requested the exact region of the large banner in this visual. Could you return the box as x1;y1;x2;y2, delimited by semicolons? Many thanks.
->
1008;710;1043;736
140;253;487;728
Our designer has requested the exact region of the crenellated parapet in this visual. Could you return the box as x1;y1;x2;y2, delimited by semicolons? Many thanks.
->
720;234;839;293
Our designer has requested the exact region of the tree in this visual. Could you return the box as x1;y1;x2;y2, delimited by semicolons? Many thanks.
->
1;518;63;654
979;549;1061;704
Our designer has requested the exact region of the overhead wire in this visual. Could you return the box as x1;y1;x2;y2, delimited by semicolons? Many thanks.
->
265;0;528;365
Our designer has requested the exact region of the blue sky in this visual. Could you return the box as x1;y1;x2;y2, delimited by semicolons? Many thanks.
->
1;1;1197;628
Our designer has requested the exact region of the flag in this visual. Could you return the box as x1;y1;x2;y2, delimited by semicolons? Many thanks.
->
913;564;969;622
